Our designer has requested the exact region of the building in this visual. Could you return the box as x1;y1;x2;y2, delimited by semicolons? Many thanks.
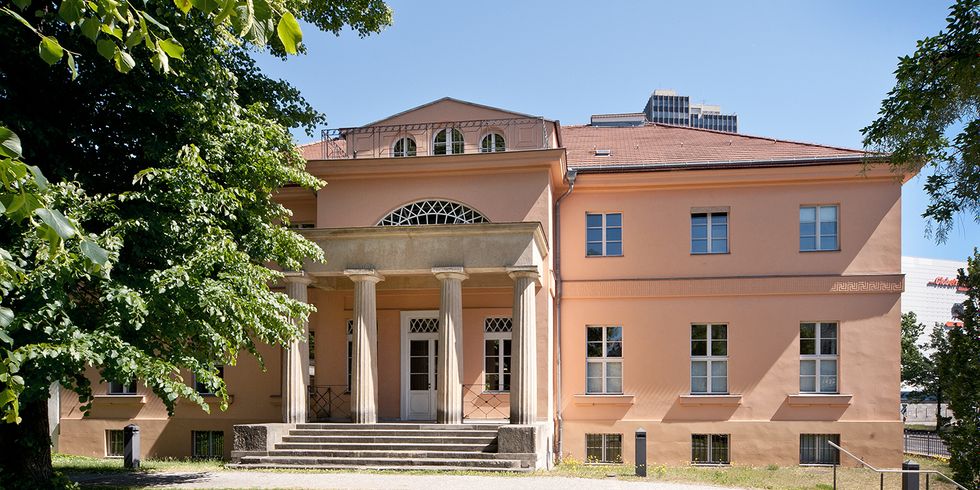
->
901;256;968;337
642;89;738;133
56;97;906;469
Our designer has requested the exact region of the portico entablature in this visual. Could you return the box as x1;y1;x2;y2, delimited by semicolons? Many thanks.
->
299;222;548;282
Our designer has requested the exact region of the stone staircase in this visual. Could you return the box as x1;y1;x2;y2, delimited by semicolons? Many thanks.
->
230;423;533;472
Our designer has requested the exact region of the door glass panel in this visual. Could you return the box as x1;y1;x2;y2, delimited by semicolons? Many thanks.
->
410;340;429;391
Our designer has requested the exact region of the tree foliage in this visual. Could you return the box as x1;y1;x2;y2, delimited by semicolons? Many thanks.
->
900;312;930;388
933;252;980;487
862;0;980;242
0;0;391;486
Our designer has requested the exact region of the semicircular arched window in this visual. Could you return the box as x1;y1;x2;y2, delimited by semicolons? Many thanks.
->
392;136;417;157
377;200;489;226
433;128;465;155
480;133;505;153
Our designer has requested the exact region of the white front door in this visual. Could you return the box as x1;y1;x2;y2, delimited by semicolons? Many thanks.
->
401;311;439;420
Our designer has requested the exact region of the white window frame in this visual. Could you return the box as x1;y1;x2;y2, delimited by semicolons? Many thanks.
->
691;211;729;254
691;434;730;465
433;128;464;155
800;205;839;252
586;325;623;394
479;132;505;153
108;380;137;395
585;212;623;257
483;317;512;393
690;323;728;394
800;322;838;394
585;433;623;463
105;429;124;458
392;136;417;157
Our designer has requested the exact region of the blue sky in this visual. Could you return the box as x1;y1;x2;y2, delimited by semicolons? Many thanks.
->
254;0;978;261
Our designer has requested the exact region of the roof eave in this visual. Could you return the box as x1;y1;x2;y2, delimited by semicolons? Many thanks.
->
570;155;888;173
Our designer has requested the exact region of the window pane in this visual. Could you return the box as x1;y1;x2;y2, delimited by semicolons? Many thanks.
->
587;327;603;342
820;375;837;393
692;435;709;462
587;376;603;393
485;339;499;356
712;213;728;224
711;325;727;341
711;435;729;463
711;376;728;393
606;361;622;379
820;221;837;236
691;213;707;226
606;342;622;358
606;434;623;463
820;323;837;339
800;207;816;222
711;223;727;239
605;213;622;227
410;374;428;390
586;228;603;242
800;323;816;338
691;360;707;376
587;362;602;378
605;242;622;256
820;339;837;355
692;239;708;254
410;340;428;356
692;324;708;340
605;227;622;242
692;376;707;393
800;360;816;376
800;222;816;236
606;326;622;341
800;236;816;251
820;236;838;250
586;243;603;256
711;360;727;377
691;340;707;356
692;224;708;239
711;340;727;356
820;360;837;376
800;339;815;355
586;214;602;228
819;206;837;221
587;342;603;358
503;339;512;356
411;357;429;372
605;376;622;394
711;238;728;253
800;375;816;393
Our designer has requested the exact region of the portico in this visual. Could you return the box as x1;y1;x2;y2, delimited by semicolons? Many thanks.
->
279;222;549;425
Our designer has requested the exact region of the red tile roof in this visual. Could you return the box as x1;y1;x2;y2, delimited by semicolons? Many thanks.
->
562;123;868;169
297;139;347;160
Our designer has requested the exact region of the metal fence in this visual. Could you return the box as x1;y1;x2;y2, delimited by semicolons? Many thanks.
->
462;384;509;420
309;385;351;422
904;430;951;458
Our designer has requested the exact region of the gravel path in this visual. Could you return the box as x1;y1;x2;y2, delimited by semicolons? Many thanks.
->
71;470;742;489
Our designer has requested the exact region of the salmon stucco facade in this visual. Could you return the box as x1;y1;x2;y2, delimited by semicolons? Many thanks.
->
55;97;907;470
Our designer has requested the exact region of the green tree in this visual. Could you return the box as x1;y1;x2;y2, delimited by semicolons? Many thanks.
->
0;0;391;486
933;252;980;487
900;312;930;389
862;0;980;242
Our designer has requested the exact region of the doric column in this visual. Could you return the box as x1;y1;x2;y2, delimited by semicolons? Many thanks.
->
433;267;468;424
345;269;384;423
282;273;313;424
507;266;539;425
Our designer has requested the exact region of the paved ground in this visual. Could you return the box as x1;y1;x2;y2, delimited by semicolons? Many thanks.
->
71;471;742;489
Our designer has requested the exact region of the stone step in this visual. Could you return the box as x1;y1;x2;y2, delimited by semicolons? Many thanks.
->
266;449;506;460
275;442;495;452
236;455;522;469
226;463;531;473
288;429;499;437
296;423;502;431
280;435;496;445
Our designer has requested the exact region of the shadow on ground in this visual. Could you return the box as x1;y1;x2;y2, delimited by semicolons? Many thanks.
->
70;471;211;488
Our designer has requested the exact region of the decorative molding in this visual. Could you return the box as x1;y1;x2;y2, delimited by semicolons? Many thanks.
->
572;394;635;406
786;393;853;407
678;394;742;406
563;274;904;299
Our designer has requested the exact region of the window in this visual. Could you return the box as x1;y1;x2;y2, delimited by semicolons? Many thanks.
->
108;380;137;395
484;317;512;392
346;319;353;393
192;431;224;459
585;433;623;463
692;434;730;465
377;200;489;226
433;128;464;155
194;366;224;395
691;324;728;394
480;133;505;153
105;429;124;457
392;136;417;157
691;212;728;254
800;205;838;251
586;213;623;257
800;322;838;393
800;434;840;465
586;326;623;394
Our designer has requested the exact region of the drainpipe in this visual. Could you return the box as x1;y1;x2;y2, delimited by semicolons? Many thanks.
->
553;167;577;464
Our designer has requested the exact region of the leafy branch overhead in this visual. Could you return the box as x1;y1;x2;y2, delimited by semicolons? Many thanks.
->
1;0;391;76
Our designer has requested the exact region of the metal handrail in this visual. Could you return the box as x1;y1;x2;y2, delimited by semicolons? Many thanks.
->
827;441;969;490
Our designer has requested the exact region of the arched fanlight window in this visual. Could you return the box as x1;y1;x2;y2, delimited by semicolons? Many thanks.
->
433;128;465;155
392;137;417;157
377;200;489;226
480;133;506;153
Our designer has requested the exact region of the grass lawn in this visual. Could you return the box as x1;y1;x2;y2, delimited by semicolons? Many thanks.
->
54;453;962;489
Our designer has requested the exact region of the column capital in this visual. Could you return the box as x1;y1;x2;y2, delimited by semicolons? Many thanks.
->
283;272;313;285
506;266;540;281
432;266;469;282
344;269;385;283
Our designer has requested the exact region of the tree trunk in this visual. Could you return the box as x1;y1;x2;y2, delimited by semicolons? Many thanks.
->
0;396;54;488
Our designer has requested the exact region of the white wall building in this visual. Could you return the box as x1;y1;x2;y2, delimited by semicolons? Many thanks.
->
902;256;968;345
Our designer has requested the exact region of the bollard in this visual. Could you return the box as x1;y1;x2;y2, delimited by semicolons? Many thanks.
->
903;460;920;490
635;428;647;477
124;424;140;469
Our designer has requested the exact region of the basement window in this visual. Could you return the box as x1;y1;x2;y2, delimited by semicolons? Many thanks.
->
586;433;623;463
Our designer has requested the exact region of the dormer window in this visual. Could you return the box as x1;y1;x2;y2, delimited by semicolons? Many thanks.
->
392;137;417;157
595;149;612;157
433;128;465;155
480;133;506;153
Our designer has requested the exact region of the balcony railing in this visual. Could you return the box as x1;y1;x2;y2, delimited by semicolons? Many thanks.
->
308;385;351;422
317;117;551;160
462;384;510;420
